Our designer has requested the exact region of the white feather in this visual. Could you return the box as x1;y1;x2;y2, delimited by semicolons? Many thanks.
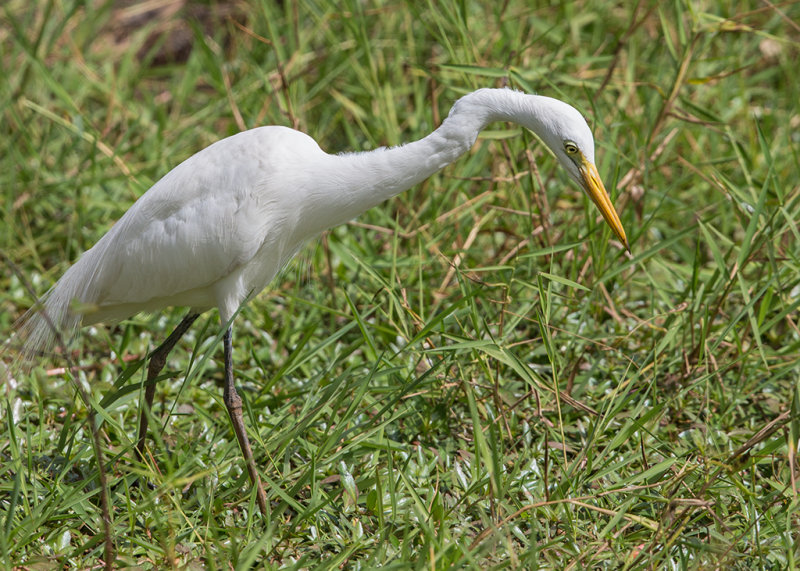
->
11;88;624;363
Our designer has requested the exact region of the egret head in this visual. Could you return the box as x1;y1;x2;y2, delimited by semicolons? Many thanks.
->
529;96;628;251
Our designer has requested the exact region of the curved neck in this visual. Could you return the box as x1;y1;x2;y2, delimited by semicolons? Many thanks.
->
301;89;537;235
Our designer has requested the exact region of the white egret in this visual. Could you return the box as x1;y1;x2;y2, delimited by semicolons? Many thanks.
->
12;87;628;515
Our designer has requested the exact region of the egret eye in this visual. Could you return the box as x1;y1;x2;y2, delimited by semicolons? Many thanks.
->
564;141;579;155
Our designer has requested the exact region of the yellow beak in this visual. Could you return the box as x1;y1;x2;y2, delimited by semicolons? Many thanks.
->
579;158;629;251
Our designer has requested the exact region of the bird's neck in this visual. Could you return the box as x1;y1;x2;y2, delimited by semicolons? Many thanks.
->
302;89;535;234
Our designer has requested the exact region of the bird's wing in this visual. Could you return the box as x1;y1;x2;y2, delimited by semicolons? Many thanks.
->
38;127;325;328
102;184;262;303
75;130;303;314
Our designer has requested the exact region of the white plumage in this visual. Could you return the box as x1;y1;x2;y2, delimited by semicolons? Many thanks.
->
11;87;628;515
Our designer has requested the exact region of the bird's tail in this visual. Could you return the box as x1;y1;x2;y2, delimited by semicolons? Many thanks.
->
6;266;87;369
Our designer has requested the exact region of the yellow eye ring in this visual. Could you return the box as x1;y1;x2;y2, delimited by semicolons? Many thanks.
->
564;141;579;155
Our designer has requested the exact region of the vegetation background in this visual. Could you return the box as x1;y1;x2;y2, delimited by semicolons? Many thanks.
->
1;0;799;568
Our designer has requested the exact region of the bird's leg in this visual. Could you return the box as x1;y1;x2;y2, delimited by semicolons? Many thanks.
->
136;312;200;459
223;327;268;516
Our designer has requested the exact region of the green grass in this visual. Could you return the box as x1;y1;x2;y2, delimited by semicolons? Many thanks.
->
2;0;799;568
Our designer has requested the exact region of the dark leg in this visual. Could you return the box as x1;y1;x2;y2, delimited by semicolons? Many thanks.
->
223;327;268;516
136;312;200;459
